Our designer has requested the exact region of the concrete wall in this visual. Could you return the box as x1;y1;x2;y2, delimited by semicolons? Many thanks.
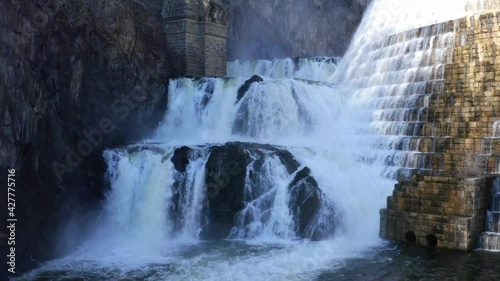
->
381;10;500;250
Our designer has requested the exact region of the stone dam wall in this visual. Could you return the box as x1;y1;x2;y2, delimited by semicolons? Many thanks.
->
381;10;500;250
163;0;228;77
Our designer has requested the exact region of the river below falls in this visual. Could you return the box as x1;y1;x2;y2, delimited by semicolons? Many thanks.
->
16;241;500;281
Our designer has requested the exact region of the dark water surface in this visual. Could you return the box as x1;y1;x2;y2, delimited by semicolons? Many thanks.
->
16;241;500;281
320;244;500;281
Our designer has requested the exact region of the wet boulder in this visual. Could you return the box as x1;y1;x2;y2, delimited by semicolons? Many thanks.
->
288;167;335;240
126;144;165;155
171;146;192;173
236;75;264;103
232;76;264;135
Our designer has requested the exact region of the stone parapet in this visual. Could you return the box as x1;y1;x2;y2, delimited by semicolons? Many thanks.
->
162;0;227;77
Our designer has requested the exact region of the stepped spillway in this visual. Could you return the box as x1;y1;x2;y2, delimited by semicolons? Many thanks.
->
340;24;455;178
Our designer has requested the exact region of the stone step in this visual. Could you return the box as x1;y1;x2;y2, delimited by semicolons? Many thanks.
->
371;108;432;123
478;232;500;251
374;27;454;51
350;66;447;88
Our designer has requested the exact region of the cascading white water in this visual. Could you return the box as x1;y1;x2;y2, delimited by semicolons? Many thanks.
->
227;57;341;81
97;0;497;254
229;154;296;240
154;77;352;145
20;1;500;280
101;72;387;244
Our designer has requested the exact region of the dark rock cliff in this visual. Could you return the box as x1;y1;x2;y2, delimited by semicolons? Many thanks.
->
227;0;370;60
0;0;367;276
0;0;169;276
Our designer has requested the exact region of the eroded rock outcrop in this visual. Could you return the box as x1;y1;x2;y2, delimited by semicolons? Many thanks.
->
236;75;263;102
169;142;334;240
227;0;370;59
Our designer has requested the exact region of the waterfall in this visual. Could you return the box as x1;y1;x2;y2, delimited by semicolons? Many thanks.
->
227;57;341;82
333;0;499;178
95;0;497;251
337;21;456;178
154;77;344;144
90;51;394;252
23;0;500;280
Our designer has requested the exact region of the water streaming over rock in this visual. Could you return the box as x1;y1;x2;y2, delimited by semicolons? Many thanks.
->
227;57;341;81
479;178;500;251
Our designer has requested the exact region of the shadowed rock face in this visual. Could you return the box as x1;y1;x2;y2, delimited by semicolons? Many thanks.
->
172;146;192;173
237;75;263;103
227;0;370;60
0;0;169;275
288;167;332;241
202;143;249;239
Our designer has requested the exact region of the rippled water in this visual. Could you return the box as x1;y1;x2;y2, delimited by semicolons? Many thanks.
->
17;242;500;281
320;245;500;280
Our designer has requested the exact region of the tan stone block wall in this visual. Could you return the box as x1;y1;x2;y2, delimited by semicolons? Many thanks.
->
381;11;500;250
163;2;227;78
380;177;491;250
